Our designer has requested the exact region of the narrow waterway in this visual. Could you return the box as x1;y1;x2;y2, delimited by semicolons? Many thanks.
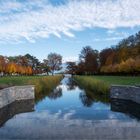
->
0;77;140;139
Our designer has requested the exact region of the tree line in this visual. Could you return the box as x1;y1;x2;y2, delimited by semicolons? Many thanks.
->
1;30;140;76
66;31;140;75
0;53;62;76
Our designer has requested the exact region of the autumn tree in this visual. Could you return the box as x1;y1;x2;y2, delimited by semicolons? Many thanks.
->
24;54;40;70
99;48;114;66
77;61;85;75
0;56;6;75
7;63;17;75
26;66;33;75
47;53;62;75
40;59;50;75
79;46;98;74
66;62;77;75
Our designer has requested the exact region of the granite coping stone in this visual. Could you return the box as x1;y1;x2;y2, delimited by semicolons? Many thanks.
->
0;85;35;108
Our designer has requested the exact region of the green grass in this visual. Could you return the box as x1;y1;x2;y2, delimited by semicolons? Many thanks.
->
0;76;41;86
91;76;140;86
74;76;109;95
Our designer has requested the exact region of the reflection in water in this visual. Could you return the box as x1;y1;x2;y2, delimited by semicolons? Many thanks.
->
1;109;140;139
1;77;140;139
79;89;109;107
65;77;109;107
35;89;49;103
79;91;94;107
65;78;77;91
35;86;62;102
0;99;34;127
111;99;140;121
48;87;62;100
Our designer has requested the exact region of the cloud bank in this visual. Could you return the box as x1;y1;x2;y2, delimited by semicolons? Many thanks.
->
0;0;140;42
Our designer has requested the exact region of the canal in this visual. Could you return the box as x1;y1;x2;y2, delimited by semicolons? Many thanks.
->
0;77;140;139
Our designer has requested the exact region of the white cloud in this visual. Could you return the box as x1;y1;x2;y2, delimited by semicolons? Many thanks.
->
107;30;129;38
63;110;76;120
0;0;140;43
92;37;124;42
63;56;78;63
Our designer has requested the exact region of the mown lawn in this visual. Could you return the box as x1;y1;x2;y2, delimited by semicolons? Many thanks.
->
0;76;39;86
92;76;140;86
0;76;55;86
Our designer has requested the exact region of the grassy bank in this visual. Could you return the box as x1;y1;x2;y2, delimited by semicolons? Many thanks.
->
0;75;63;101
29;75;63;101
74;75;140;95
74;76;109;95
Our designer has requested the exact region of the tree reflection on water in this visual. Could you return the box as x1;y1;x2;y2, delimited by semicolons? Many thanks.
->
65;78;77;91
79;89;110;107
79;91;94;107
48;87;62;100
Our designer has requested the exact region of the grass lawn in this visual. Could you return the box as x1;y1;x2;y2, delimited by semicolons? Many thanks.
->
92;76;140;86
0;76;39;86
0;76;53;86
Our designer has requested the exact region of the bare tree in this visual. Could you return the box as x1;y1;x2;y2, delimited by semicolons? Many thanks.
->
47;53;62;75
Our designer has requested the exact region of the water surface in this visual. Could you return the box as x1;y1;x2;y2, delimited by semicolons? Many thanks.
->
0;77;140;139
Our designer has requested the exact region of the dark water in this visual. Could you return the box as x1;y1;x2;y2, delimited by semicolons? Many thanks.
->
0;77;140;139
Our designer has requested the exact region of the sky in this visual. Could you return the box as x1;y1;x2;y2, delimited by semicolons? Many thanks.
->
0;0;140;62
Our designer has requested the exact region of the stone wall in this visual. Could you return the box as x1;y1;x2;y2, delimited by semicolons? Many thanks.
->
110;85;140;104
0;85;35;108
0;99;34;127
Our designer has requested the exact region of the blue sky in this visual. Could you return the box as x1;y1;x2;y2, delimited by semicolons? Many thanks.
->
0;0;140;62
